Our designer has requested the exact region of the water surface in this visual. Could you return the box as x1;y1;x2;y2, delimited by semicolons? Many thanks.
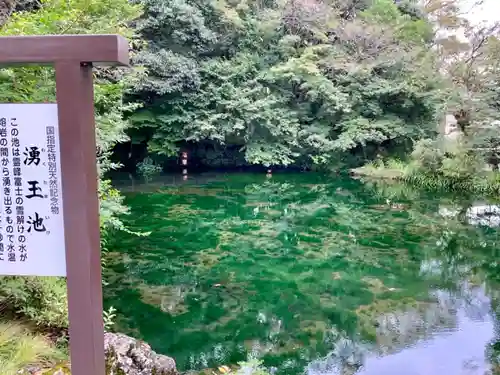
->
105;173;500;374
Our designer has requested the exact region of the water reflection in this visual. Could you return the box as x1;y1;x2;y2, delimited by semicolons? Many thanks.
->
466;205;500;228
439;204;500;228
308;285;495;375
106;174;500;375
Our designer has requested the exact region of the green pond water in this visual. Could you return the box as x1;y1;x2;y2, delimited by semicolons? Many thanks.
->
105;173;500;375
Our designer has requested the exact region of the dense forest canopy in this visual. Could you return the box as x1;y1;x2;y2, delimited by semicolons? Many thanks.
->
0;1;499;176
126;0;446;169
107;0;498;176
6;0;498;174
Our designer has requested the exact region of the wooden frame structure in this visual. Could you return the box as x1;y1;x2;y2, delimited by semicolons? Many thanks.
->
0;34;129;375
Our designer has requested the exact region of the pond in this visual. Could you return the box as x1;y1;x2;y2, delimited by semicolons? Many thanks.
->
105;172;500;375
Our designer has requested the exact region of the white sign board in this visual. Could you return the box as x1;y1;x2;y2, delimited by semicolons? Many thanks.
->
0;104;66;276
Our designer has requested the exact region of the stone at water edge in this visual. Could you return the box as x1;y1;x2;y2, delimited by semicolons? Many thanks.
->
19;364;71;375
20;333;176;375
104;332;177;375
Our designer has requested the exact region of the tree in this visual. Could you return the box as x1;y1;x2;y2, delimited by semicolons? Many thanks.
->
127;0;444;169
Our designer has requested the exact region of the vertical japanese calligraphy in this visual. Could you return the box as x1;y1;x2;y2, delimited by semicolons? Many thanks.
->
0;104;65;276
46;126;60;215
0;117;8;262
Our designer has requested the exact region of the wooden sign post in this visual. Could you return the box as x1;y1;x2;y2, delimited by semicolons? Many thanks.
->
0;35;129;375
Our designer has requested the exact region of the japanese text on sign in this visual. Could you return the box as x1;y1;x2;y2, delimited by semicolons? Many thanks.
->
0;104;65;276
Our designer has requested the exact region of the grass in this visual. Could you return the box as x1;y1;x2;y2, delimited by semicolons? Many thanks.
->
0;322;65;375
352;158;500;195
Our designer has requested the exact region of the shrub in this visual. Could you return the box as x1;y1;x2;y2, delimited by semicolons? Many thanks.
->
0;277;68;330
137;157;163;180
410;138;444;171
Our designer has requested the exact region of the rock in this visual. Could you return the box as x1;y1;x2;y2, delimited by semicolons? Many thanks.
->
0;0;15;26
17;366;41;375
41;364;71;375
20;364;71;375
104;332;177;375
0;0;41;26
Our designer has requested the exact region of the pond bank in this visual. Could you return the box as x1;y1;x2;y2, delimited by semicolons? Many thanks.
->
10;330;178;375
349;166;404;180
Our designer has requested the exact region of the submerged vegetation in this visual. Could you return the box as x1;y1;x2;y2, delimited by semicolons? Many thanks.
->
106;174;500;374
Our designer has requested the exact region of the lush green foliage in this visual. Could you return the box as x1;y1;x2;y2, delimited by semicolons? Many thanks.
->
123;0;500;192
137;157;163;180
419;15;500;191
127;0;443;168
346;0;500;193
0;277;68;329
354;144;500;195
